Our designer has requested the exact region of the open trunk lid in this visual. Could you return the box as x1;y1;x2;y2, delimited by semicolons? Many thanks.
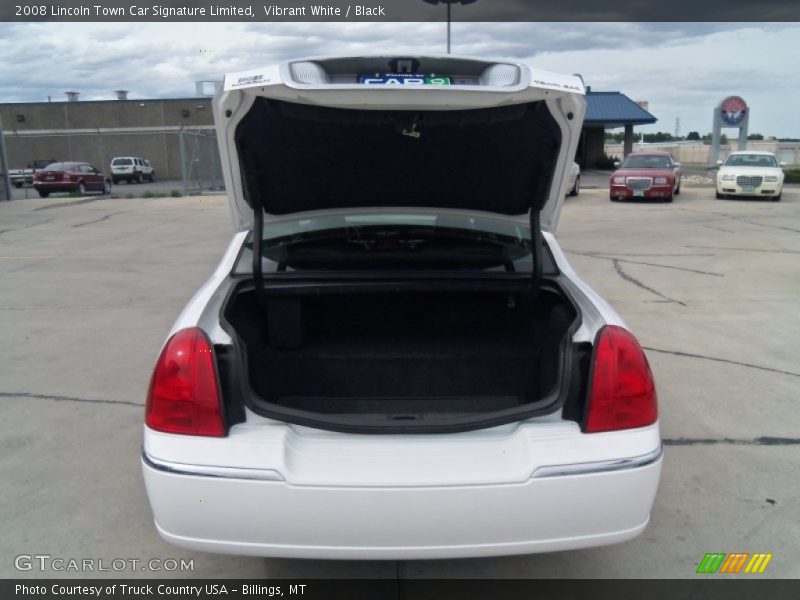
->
213;55;586;234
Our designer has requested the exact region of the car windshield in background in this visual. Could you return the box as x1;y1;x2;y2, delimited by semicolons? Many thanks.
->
112;158;133;165
725;154;778;167
243;213;544;274
621;155;672;169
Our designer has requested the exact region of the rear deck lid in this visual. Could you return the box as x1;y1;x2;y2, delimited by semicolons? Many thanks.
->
214;56;586;233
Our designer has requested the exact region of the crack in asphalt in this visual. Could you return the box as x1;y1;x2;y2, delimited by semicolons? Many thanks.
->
0;216;55;235
0;392;143;407
731;216;800;234
72;211;125;228
663;437;800;446
34;197;107;211
700;224;736;234
568;249;723;277
612;259;688;306
567;252;717;258
642;346;800;378
675;206;800;234
686;244;800;255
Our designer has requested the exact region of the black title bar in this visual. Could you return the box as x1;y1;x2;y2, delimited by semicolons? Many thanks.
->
3;0;800;22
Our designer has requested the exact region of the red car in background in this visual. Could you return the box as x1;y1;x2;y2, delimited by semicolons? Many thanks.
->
33;161;112;198
609;152;682;203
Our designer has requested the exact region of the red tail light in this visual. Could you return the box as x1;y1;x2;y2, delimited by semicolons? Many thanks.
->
584;325;657;433
145;327;225;436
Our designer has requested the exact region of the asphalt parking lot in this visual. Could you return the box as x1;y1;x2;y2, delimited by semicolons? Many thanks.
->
1;184;798;579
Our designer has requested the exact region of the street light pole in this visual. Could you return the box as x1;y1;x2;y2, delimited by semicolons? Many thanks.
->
422;0;477;56
447;2;451;54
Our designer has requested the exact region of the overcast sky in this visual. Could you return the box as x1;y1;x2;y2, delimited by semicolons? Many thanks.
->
1;22;798;137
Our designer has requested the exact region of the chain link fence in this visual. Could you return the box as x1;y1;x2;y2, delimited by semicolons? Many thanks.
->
178;127;224;194
0;121;11;201
1;125;224;197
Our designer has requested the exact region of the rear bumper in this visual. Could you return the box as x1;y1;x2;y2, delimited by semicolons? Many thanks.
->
9;173;32;184
112;171;142;181
142;445;662;559
33;181;79;193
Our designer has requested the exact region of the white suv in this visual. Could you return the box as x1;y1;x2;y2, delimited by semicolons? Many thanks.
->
110;156;155;184
141;56;662;559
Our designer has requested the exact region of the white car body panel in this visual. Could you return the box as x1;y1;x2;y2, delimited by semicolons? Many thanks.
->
143;447;660;559
143;56;661;559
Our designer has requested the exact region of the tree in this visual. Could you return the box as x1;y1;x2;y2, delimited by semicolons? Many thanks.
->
702;133;729;145
686;131;701;141
643;132;675;143
747;133;764;140
604;132;625;143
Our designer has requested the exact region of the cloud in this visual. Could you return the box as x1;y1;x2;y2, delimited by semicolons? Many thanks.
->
0;22;798;136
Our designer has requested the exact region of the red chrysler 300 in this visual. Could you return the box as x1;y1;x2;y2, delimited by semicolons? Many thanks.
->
609;152;682;203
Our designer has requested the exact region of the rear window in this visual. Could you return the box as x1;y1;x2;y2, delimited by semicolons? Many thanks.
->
112;158;133;166
238;212;558;275
43;162;71;171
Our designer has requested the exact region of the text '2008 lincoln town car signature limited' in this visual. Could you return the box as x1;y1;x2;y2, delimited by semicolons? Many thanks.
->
141;55;662;559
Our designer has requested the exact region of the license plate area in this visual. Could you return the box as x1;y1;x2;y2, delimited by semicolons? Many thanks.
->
359;74;452;85
633;190;645;197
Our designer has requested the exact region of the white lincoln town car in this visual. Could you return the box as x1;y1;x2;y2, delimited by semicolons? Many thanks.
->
142;56;662;559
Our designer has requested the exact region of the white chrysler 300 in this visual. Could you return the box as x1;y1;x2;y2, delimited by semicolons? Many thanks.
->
716;151;786;200
142;56;662;559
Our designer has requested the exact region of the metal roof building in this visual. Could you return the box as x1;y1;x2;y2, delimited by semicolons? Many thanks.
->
578;90;658;168
585;91;657;128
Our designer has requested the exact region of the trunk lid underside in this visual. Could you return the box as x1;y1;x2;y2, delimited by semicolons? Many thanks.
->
236;98;562;218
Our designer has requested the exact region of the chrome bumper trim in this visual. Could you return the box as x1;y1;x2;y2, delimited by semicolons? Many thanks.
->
531;445;663;479
142;450;285;482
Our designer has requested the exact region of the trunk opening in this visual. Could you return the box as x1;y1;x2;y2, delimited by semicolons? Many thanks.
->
222;281;579;433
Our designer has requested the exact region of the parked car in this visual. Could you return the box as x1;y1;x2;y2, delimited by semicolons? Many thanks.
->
110;156;156;184
716;151;785;201
9;159;58;187
33;161;111;198
609;152;682;202
142;56;662;560
567;161;580;196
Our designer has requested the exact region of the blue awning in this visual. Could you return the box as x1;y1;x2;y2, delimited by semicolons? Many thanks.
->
585;91;657;128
